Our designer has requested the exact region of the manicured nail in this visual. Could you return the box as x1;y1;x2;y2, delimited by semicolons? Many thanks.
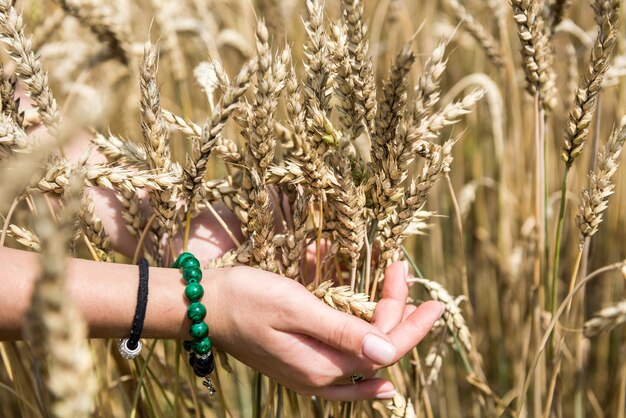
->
402;260;410;277
376;390;397;399
363;334;396;364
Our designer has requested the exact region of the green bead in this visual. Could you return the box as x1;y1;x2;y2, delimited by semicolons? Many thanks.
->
185;282;204;302
192;337;212;354
180;257;200;270
187;302;207;322
183;267;202;283
173;252;197;269
190;321;209;339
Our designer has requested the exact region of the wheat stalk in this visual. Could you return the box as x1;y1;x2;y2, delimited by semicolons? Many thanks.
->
24;172;96;418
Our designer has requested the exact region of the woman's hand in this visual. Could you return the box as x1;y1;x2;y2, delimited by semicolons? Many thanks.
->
203;261;443;401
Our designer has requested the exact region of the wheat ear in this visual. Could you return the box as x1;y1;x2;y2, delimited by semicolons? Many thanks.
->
562;0;621;165
510;0;557;111
0;64;23;126
584;299;626;337
53;0;129;64
0;0;61;138
576;116;626;244
446;0;503;68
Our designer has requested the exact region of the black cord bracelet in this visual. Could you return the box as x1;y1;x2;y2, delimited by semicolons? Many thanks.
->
118;258;149;359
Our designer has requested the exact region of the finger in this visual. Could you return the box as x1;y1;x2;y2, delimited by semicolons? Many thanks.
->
274;332;378;387
287;290;398;365
387;301;444;363
315;378;397;401
372;261;409;333
401;304;417;321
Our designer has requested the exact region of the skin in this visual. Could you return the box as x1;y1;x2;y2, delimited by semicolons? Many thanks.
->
1;120;444;401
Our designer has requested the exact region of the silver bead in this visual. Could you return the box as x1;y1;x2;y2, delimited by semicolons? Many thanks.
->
118;338;142;359
202;376;217;395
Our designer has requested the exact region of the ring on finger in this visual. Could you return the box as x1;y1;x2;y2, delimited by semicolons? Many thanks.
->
349;373;365;384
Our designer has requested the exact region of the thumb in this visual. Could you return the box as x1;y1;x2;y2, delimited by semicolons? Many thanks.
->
289;292;397;365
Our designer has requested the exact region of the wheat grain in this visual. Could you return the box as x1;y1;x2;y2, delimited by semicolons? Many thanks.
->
162;110;242;164
247;172;277;272
424;342;447;386
0;113;28;159
7;224;41;251
90;132;148;169
309;280;376;321
281;191;310;281
79;190;112;262
115;188;145;238
0;64;23;126
383;392;417;418
413;277;473;353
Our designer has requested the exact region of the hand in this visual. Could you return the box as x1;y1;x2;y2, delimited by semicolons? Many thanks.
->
203;261;444;401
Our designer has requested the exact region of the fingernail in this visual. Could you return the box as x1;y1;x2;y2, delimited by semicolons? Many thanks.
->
437;302;445;318
402;260;410;277
376;390;397;399
363;334;396;364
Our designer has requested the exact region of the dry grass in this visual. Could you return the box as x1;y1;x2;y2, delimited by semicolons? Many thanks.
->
0;0;625;417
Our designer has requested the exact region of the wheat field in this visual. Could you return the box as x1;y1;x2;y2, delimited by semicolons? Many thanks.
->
0;0;625;417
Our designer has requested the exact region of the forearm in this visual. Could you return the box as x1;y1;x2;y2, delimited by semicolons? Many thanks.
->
0;246;193;341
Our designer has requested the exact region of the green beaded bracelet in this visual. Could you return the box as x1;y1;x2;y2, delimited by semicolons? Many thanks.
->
173;252;216;394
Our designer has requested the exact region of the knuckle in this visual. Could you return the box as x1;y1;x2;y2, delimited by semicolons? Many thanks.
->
327;319;352;350
306;372;333;389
